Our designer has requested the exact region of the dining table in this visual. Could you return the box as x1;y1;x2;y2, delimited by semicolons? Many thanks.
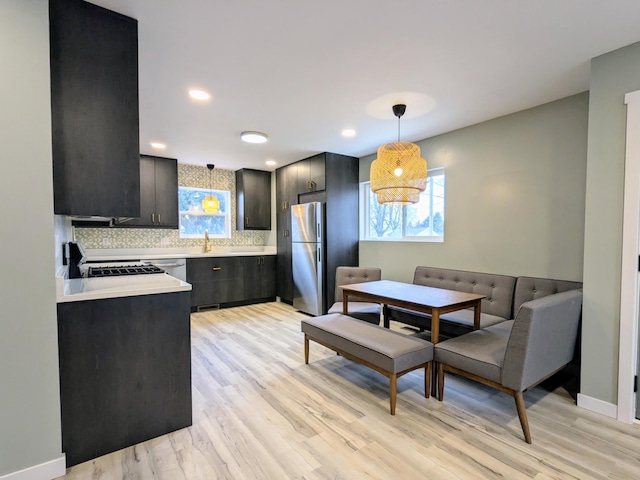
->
341;279;486;344
341;279;486;396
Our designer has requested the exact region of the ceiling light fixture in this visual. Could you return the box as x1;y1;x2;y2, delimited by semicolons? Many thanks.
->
265;160;276;166
188;89;210;101
150;142;166;150
202;164;220;213
342;129;356;137
240;131;268;144
369;104;427;205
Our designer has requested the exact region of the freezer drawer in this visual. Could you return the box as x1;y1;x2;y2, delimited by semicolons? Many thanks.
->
292;241;323;316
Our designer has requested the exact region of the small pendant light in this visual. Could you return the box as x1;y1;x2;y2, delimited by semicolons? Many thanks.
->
202;164;220;213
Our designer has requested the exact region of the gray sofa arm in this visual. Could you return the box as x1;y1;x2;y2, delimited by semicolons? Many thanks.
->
501;289;583;392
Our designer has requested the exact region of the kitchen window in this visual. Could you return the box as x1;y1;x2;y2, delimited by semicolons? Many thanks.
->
360;168;445;242
178;186;231;238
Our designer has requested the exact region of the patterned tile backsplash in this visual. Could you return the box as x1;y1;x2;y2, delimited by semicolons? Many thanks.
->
75;164;269;249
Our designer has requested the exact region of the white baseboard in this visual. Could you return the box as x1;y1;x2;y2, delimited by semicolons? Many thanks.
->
0;456;66;480
577;393;618;418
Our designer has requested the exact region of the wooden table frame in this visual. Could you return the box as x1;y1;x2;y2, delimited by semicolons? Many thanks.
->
341;280;485;344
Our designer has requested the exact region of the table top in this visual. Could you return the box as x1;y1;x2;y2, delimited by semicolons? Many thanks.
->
341;280;485;308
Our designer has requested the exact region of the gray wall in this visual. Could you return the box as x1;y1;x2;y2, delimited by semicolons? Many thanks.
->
359;93;588;283
582;41;640;404
0;0;63;475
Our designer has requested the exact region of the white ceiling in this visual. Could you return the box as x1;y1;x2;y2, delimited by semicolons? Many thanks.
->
89;0;640;171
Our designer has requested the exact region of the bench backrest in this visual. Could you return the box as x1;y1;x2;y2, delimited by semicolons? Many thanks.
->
513;276;583;317
413;266;516;319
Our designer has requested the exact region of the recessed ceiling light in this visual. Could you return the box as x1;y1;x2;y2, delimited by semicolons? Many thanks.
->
188;89;210;101
265;160;276;166
150;142;166;150
342;129;356;137
240;131;268;144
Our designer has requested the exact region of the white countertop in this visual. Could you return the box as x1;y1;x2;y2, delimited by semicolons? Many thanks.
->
84;246;277;262
57;273;192;303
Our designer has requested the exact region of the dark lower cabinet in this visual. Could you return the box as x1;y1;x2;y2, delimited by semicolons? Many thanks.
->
57;291;192;467
187;256;276;310
243;256;277;300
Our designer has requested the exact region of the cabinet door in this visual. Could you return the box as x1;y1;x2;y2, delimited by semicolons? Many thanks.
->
244;256;276;300
236;169;271;230
276;165;296;303
296;154;325;193
127;156;156;226
308;154;326;191
187;257;244;308
124;156;178;228
153;157;178;228
50;0;140;218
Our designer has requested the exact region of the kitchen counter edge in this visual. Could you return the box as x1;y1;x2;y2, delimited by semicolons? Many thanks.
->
57;273;192;303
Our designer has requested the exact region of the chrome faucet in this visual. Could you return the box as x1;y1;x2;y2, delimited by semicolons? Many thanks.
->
203;229;212;253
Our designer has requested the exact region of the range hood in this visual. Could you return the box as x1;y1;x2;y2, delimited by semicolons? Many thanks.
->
69;216;136;227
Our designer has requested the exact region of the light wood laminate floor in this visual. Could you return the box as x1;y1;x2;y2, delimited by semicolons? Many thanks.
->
59;302;640;479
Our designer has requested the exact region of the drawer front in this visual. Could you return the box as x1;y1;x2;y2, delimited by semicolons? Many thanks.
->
186;257;242;282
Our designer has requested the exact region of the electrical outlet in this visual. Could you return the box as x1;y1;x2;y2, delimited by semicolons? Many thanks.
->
102;237;110;246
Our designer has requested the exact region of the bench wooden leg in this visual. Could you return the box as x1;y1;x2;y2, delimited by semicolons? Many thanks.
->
514;391;532;444
424;362;431;398
437;362;445;401
390;373;397;415
304;334;309;364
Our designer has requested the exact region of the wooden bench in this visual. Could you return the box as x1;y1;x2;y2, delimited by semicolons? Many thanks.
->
301;313;434;414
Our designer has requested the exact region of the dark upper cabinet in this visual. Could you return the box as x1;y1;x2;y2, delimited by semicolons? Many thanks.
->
125;155;178;228
50;0;140;218
296;153;326;193
275;153;359;307
275;164;298;303
235;169;271;230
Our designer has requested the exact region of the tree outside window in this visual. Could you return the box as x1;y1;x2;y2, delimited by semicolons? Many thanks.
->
361;168;445;241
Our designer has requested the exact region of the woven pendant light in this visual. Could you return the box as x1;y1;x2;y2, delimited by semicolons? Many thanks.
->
202;163;220;213
370;104;427;205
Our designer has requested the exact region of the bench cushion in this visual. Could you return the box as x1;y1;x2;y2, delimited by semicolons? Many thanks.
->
301;314;433;374
412;266;516;319
513;276;583;315
434;320;514;383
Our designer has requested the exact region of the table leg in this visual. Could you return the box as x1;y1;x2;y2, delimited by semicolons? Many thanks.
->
473;300;481;330
431;309;440;396
383;304;390;328
342;291;349;315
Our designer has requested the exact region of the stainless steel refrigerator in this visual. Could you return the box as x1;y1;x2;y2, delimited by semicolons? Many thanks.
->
291;202;324;316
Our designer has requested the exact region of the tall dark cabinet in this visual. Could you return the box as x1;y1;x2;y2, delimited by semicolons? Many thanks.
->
125;155;178;228
235;169;271;230
276;152;359;311
50;0;140;218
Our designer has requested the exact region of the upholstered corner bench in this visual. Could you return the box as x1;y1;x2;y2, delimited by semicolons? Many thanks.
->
387;266;582;339
301;313;434;414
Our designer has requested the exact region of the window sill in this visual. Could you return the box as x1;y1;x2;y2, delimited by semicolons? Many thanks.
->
359;236;444;243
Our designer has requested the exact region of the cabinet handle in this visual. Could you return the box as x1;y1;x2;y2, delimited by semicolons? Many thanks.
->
212;267;222;271
158;213;161;223
245;217;249;226
151;213;155;223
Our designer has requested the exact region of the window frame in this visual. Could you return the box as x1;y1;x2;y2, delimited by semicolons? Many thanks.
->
360;167;445;242
178;186;231;239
